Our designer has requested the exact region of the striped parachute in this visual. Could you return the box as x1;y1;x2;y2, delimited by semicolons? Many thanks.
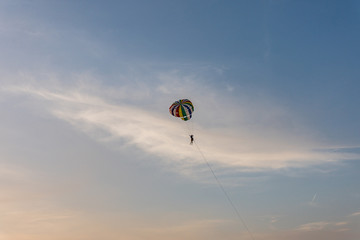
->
169;99;194;121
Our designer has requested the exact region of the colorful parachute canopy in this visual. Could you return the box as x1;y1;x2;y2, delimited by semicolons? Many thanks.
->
169;99;194;121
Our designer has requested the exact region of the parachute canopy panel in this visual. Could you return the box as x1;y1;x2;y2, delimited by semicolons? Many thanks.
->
169;99;194;121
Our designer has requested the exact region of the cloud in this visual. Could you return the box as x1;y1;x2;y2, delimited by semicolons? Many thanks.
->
296;221;349;232
307;192;319;207
349;211;360;217
2;72;360;180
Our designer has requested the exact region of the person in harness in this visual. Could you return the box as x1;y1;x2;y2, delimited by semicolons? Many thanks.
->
190;135;194;145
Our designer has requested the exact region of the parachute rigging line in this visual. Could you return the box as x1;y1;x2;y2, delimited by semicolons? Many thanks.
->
194;141;255;240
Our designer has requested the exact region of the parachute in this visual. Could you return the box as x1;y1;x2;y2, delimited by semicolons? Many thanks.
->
169;99;194;121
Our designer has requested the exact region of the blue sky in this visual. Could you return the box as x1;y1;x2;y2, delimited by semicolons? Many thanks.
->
0;1;360;239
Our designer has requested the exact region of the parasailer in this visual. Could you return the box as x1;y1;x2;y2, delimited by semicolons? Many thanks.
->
169;99;195;143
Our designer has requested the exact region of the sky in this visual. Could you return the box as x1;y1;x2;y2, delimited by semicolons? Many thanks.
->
0;0;360;239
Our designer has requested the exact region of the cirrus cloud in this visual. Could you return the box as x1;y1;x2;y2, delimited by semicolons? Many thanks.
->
2;71;360;180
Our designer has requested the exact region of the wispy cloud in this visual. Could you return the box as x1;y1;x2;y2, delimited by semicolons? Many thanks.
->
349;211;360;217
311;193;317;203
307;192;319;207
296;221;349;232
3;73;360;180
